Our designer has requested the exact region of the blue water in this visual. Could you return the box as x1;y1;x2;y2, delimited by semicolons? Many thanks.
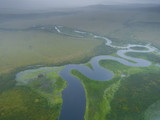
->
57;26;156;120
15;26;158;120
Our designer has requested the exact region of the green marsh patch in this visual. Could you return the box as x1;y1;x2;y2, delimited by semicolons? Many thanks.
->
130;46;148;50
126;52;160;64
144;100;160;120
0;87;60;120
71;69;121;120
0;66;67;120
106;69;160;120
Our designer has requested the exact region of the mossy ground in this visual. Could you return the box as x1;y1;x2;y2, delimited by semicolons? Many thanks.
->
0;30;104;74
72;57;160;120
0;87;58;120
0;67;67;120
0;6;160;119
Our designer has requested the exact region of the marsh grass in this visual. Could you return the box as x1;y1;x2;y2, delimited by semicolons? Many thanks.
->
106;68;160;120
0;87;60;120
72;59;160;120
0;5;160;119
0;66;67;120
71;69;121;120
0;30;103;74
126;52;160;64
130;46;148;50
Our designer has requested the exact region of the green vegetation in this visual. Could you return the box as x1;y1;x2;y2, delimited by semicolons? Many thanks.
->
106;68;160;120
0;87;59;120
0;5;160;120
93;42;116;55
2;5;160;48
0;67;67;120
126;52;160;64
130;46;148;50
85;62;93;70
71;69;121;120
73;59;139;120
99;59;141;77
71;59;160;120
0;71;16;94
144;100;160;120
0;67;31;94
100;59;130;76
0;30;104;74
0;28;117;74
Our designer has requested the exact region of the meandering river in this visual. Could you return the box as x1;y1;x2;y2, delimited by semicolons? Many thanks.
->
54;26;156;120
16;25;157;120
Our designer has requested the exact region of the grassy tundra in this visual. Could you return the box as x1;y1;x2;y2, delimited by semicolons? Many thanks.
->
0;30;105;74
0;4;160;120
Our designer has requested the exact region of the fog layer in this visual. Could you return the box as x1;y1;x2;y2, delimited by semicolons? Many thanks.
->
0;0;160;10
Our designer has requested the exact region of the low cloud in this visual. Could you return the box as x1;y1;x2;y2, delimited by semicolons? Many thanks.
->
0;0;159;10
